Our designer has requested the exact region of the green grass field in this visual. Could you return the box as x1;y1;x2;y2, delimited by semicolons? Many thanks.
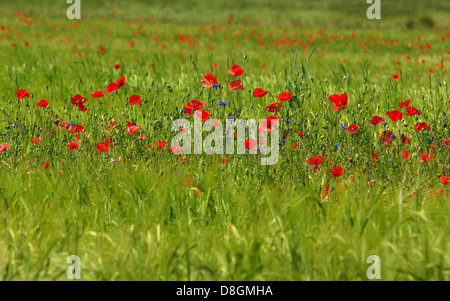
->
0;0;449;280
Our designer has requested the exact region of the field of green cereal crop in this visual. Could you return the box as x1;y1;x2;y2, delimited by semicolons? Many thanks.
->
0;0;449;281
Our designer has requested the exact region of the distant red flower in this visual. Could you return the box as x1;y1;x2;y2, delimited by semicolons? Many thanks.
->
202;73;218;87
44;162;50;169
228;80;244;91
414;122;430;132
91;91;105;98
116;76;126;88
321;184;330;199
386;110;403;121
154;141;167;149
227;64;245;77
0;143;9;153
329;93;348;110
419;154;434;162
440;176;450;185
306;155;323;173
444;140;450;148
346;124;358;133
244;139;258;150
277;92;292;101
219;157;228;164
16;89;30;100
291;143;299;150
253;88;268;97
194;110;211;122
96;136;113;152
183;100;205;115
266;101;282;112
67;125;84;133
70;94;88;111
392;74;400;80
400;134;411;144
258;116;279;132
129;95;142;106
329;167;343;177
114;64;121;70
109;122;116;130
67;136;80;149
37;100;49;108
371;152;378;162
106;82;119;93
98;45;105;53
31;137;41;144
427;142;436;151
404;106;421;116
402;150;410;159
370;116;385;126
399;100;410;108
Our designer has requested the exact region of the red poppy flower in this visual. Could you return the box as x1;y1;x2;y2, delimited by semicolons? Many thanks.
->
404;106;421;116
392;74;400;80
329;93;348;110
424;142;434;151
98;45;105;53
0;143;9;153
129;95;142;106
277;92;292;101
321;184;330;199
258;116;279;132
386;110;403;121
116;76;126;88
168;145;184;154
440;176;450;185
195;110;211;122
37;100;49;108
44;162;50;169
67;136;80;150
219;157;228;164
202;73;218;87
114;64;121;70
401;134;411;144
228;80;244;91
16;89;30;100
154;141;167;149
244;138;258;150
106;82;119;93
138;134;146;140
370;116;384;126
70;94;88;111
329;167;343;177
306;155;323;173
183;100;206;115
419;154;434;162
399;100;410;108
402;150;410;159
96;136;113;152
127;125;140;135
227;64;245;77
444;140;450;148
346;124;358;133
414;122;430;132
291;143;299;150
266;101;282;112
253;88;268;97
109;122;116;130
371;152;378;162
67;125;84;133
31;137;41;144
91;91;105;98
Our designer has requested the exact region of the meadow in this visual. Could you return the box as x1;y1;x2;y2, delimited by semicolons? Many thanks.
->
0;0;449;280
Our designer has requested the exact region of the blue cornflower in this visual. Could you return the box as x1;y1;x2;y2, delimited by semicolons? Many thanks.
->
11;122;17;128
212;84;221;88
389;134;397;139
334;143;340;150
285;120;291;124
218;101;228;106
181;109;186;114
341;123;348;131
227;118;235;122
381;122;389;126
